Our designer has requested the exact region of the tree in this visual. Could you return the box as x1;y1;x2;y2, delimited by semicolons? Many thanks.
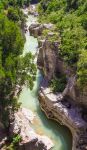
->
17;0;24;7
0;13;37;128
66;0;78;10
7;7;20;21
38;0;87;88
77;50;87;87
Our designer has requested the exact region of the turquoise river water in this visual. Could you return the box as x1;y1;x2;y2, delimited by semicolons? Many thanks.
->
19;10;72;150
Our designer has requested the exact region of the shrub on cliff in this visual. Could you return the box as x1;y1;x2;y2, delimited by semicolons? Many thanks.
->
77;50;87;87
50;75;67;93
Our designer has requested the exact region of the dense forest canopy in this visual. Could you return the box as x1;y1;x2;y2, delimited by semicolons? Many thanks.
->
0;0;37;128
38;0;87;88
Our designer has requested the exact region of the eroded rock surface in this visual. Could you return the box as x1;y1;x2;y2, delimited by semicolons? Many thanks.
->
29;21;87;150
29;23;53;37
10;108;54;150
37;39;59;80
28;5;39;16
38;85;87;150
37;37;87;105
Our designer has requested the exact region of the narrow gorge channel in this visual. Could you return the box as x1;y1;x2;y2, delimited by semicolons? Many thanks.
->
19;7;72;150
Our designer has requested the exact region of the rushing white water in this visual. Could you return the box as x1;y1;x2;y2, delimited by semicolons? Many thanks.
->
19;9;72;150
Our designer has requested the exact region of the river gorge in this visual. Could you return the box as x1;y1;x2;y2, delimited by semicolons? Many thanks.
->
18;7;72;150
0;1;87;150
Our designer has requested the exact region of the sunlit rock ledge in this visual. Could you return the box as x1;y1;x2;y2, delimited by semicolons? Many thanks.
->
38;84;87;150
9;108;54;150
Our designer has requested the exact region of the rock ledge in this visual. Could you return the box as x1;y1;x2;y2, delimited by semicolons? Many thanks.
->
10;108;54;150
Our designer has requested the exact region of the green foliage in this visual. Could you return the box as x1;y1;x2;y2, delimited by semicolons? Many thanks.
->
0;0;37;128
46;0;66;13
60;25;86;66
7;134;22;150
17;53;37;90
0;0;31;9
50;75;67;93
66;0;78;11
7;7;20;21
16;0;31;7
38;0;87;88
0;2;4;12
77;50;87;87
0;0;9;9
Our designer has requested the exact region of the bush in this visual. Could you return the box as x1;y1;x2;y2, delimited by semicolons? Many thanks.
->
77;50;87;88
50;75;67;93
7;7;20;21
7;134;22;150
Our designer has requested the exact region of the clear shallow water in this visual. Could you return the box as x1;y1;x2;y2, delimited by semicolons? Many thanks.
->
19;10;72;150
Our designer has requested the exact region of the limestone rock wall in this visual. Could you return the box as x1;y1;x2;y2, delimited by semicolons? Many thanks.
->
37;39;59;80
37;37;87;105
38;86;87;150
37;30;87;106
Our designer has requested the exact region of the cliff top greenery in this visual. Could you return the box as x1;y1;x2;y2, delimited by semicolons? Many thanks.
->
38;0;87;89
0;0;37;128
41;28;60;42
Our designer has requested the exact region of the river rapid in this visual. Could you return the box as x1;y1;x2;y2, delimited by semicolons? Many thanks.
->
19;7;72;150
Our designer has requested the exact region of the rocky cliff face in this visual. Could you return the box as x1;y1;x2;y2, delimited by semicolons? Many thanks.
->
38;86;87;150
29;23;87;150
9;108;54;150
30;23;87;106
38;39;87;105
37;39;59;80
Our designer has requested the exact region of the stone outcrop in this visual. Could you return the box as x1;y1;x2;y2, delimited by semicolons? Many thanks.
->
28;5;39;16
65;80;87;106
9;108;54;150
29;21;87;150
37;36;87;104
38;85;87;150
29;23;43;37
37;39;59;80
29;23;53;37
36;27;87;106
